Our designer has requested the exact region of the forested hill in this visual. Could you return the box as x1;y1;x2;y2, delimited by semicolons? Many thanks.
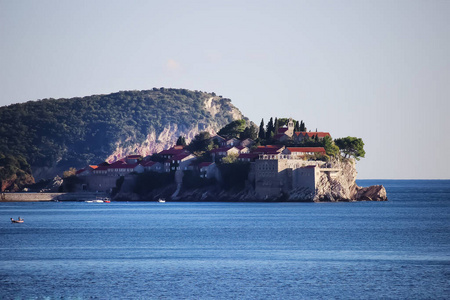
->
0;88;245;183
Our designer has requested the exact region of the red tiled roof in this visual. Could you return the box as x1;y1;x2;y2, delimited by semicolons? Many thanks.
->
295;132;330;138
252;145;284;154
210;147;236;153
286;147;326;153
172;153;193;161
159;147;188;156
75;169;85;174
278;127;288;133
126;155;142;159
110;160;126;166
110;163;140;169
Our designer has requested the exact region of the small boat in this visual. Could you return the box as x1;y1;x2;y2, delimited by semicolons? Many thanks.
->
158;198;166;203
11;217;24;223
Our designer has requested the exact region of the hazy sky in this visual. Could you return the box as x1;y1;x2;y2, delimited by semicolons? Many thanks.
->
1;0;449;179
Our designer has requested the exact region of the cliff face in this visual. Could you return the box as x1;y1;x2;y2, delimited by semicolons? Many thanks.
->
105;96;241;162
289;159;387;202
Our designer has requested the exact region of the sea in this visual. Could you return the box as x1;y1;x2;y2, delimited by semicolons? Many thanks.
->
0;180;449;299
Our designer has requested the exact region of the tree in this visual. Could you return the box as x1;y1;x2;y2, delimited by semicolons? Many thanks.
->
274;118;279;135
222;153;238;164
294;120;300;132
266;117;274;139
217;119;246;139
63;167;77;178
176;136;186;146
187;131;213;153
322;136;340;157
241;124;258;140
258;119;265;140
334;137;366;160
299;120;306;132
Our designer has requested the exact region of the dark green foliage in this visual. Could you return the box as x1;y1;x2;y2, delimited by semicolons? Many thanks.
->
217;119;246;139
240;124;258;140
299;120;306;132
322;136;340;157
0;88;239;176
258;119;265;139
176;136;186;146
182;170;216;189
0;153;34;191
217;162;251;191
187;131;213;153
133;171;174;195
334;137;366;160
274;118;279;134
266;117;274;139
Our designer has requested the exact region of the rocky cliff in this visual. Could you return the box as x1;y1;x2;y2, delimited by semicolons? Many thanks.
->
289;159;387;202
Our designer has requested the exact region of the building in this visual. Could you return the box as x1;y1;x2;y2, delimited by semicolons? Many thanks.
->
210;146;240;162
282;147;326;157
254;153;339;198
198;162;217;179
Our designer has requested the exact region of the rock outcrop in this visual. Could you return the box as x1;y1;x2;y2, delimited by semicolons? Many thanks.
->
288;159;387;202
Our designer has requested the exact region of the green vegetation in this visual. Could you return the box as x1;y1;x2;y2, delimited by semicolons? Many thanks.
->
187;131;214;154
217;119;246;139
0;88;241;178
0;154;34;191
334;137;366;161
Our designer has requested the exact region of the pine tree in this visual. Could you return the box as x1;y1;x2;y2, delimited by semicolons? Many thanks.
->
258;119;265;140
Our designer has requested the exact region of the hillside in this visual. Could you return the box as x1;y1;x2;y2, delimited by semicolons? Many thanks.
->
0;88;245;183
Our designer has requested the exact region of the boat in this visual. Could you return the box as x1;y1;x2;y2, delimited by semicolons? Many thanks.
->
158;198;166;203
86;197;110;203
11;217;24;223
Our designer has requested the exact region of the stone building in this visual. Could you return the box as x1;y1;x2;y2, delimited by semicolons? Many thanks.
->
254;154;338;199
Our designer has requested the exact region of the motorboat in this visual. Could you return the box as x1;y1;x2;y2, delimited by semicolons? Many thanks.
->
158;198;166;203
11;217;24;223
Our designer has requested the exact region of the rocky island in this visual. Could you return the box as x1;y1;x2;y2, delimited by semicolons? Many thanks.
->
0;88;386;202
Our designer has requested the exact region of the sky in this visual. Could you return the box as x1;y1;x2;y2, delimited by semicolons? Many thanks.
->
0;0;449;179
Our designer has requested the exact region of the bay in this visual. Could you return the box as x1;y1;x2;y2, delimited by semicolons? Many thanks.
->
1;180;449;299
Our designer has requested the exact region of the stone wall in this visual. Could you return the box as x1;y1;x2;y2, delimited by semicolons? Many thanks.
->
0;192;108;202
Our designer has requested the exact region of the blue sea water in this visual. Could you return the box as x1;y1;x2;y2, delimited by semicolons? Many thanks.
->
0;180;449;299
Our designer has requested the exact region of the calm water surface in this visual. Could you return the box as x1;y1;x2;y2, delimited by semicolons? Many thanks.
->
1;180;449;299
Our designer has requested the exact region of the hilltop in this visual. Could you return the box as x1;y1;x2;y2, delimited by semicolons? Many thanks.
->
0;88;245;189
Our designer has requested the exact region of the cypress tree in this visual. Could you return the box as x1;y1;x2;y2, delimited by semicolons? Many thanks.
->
258;119;265;140
266;117;274;139
274;118;279;135
299;120;306;132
